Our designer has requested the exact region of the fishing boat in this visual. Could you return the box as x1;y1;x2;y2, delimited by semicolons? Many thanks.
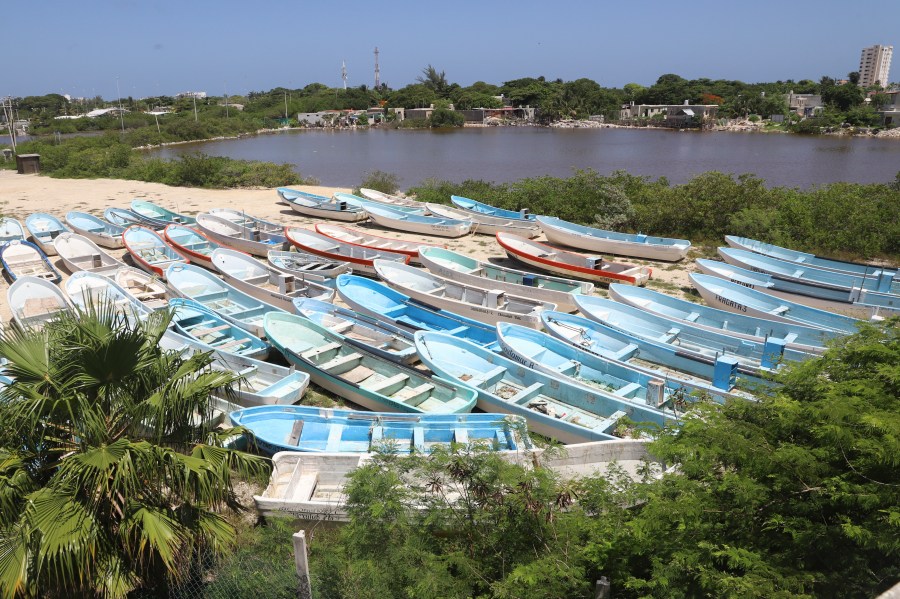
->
196;213;288;257
418;246;592;313
285;227;409;275
537;216;691;262
575;295;811;379
719;247;897;295
542;310;758;392
210;248;334;311
163;224;226;267
0;240;62;283
359;187;428;210
267;250;351;282
122;226;190;278
695;259;899;319
335;274;501;350
293;298;417;364
131;199;197;227
8;276;71;331
159;330;309;407
315;223;445;265
609;283;841;354
689;273;862;335
374;260;552;329
425;203;542;238
278;188;368;222
231;405;529;455
103;207;143;228
724;235;899;278
165;263;285;337
495;232;651;287
334;192;427;216
64;271;149;323
208;208;284;235
497;322;734;408
169;298;270;359
114;266;173;311
54;233;125;275
0;218;26;244
451;195;535;221
362;203;472;238
264;312;477;414
416;332;673;444
65;211;125;249
25;213;70;256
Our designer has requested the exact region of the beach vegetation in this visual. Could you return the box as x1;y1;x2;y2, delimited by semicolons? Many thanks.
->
0;304;266;598
356;169;400;195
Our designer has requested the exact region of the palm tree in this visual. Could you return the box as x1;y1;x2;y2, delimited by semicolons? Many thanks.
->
0;304;265;598
416;64;450;98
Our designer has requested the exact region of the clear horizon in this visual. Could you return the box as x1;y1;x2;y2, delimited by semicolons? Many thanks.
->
7;0;898;99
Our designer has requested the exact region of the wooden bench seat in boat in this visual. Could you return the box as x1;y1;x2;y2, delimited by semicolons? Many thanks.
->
286;420;304;445
769;306;789;316
658;327;681;343
595;410;628;433
214;338;250;352
685;312;701;322
393;383;435;405
320;352;364;373
301;342;341;360
614;382;642;397
613;343;640;361
329;321;355;335
468;364;507;388
362;372;410;393
186;323;231;337
512;381;544;404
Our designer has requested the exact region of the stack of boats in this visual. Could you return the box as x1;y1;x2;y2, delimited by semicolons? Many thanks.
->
0;192;896;525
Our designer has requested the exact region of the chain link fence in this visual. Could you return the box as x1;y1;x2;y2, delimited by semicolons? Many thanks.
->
169;548;303;599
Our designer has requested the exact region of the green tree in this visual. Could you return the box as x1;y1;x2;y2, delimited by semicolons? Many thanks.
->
0;306;265;598
416;64;451;98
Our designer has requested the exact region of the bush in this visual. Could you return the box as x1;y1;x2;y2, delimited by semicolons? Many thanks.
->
356;169;400;195
429;107;465;128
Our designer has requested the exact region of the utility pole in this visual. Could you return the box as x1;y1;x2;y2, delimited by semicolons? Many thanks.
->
193;94;198;123
341;61;348;90
224;82;229;118
2;97;17;152
374;47;380;89
116;78;126;139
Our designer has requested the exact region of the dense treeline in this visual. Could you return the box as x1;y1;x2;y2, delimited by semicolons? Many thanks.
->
298;320;900;599
407;170;900;259
12;66;895;140
10;134;308;188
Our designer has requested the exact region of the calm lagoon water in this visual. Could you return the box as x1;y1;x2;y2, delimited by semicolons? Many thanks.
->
150;127;900;189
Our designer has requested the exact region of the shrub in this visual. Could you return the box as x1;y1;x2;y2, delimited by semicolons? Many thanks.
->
357;169;400;195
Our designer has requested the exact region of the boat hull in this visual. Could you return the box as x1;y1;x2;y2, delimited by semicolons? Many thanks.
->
537;216;689;262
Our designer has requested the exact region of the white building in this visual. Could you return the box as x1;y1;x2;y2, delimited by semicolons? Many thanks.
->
859;45;893;87
175;91;207;99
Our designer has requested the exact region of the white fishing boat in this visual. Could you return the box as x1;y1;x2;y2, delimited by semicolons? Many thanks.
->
196;213;288;257
65;211;126;249
54;233;125;275
315;223;445;265
113;266;174;311
278;188;368;222
537;216;691;262
0;217;26;244
210;248;334;311
25;213;70;256
359;187;428;210
425;203;542;238
267;250;352;282
374;260;553;329
208;209;284;235
0;240;62;283
8;276;71;331
363;203;472;238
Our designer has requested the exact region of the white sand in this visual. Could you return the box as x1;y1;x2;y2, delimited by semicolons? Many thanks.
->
0;171;697;322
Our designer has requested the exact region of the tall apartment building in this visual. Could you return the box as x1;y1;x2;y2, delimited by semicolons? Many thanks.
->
858;45;892;87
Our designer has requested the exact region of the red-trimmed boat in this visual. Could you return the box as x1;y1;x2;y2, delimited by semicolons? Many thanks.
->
314;223;445;265
284;227;408;276
123;225;189;278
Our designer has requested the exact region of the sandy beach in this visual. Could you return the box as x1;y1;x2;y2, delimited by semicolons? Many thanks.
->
0;170;698;322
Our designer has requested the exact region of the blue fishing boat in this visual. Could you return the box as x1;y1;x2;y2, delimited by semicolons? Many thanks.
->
451;195;536;221
25;213;70;256
575;295;812;379
122;226;190;278
164;224;225;267
362;203;472;238
169;298;270;359
131;199;197;227
725;235;899;278
230;405;530;455
278;188;368;222
608;283;841;354
542;310;769;391
165;263;285;337
293;298;418;365
335;274;500;350
0;218;25;245
537;216;691;262
334;192;427;215
416;331;674;444
719;247;897;295
264;312;477;414
0;240;62;284
104;207;144;228
65;211;125;249
496;322;732;409
695;259;898;320
690;273;863;335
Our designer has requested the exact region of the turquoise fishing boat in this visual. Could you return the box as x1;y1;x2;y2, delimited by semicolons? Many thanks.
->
362;203;472;238
25;213;70;256
169;298;270;359
451;195;535;221
334;192;427;215
415;331;674;444
103;207;143;228
264;312;476;414
231;405;530;455
608;283;841;354
164;224;225;267
131;199;197;227
335;274;500;350
65;211;125;249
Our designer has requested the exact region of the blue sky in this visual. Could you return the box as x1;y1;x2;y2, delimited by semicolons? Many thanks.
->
10;0;899;99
